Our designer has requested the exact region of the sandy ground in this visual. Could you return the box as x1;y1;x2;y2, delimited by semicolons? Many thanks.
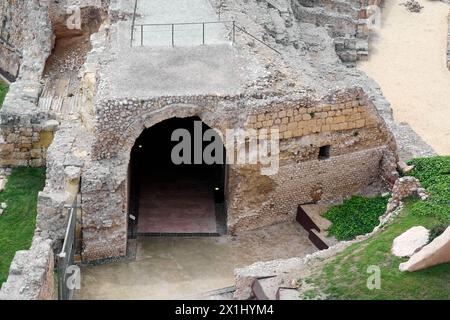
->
74;222;317;300
358;0;450;155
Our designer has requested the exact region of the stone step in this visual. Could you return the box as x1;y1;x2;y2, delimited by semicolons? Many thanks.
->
39;78;84;116
309;228;333;250
277;287;301;300
300;204;332;233
252;276;300;300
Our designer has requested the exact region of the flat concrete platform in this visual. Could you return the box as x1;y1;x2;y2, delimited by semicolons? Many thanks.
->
74;222;318;300
100;44;262;99
132;0;229;47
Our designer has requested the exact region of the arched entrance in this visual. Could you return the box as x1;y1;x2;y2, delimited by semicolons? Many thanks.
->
128;116;227;237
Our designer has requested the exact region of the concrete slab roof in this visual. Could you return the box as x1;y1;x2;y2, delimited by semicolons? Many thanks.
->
99;43;265;99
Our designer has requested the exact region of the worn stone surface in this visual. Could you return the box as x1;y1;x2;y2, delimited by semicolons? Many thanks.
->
234;203;405;300
0;237;55;300
383;176;428;215
400;226;450;272
392;226;429;258
0;0;440;299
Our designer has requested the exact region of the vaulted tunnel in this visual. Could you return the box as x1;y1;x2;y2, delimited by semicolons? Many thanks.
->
128;117;227;237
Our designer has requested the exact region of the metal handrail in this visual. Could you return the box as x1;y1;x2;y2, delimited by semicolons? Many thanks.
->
134;20;234;27
233;23;282;55
130;0;139;47
57;197;79;300
131;19;281;55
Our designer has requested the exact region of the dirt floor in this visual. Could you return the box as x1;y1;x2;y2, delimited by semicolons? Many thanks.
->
74;222;317;300
358;0;450;155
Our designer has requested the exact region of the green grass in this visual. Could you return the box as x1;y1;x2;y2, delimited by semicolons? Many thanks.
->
0;82;8;108
300;156;450;300
0;167;46;285
324;195;389;241
407;156;450;223
302;200;450;300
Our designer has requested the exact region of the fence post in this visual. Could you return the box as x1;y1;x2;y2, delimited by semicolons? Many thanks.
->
58;253;67;300
202;23;205;45
140;25;143;46
232;21;236;44
130;0;138;47
172;24;175;47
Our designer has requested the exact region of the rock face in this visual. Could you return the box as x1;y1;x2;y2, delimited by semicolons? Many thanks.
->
0;237;55;300
383;176;428;216
392;226;429;258
400;226;450;272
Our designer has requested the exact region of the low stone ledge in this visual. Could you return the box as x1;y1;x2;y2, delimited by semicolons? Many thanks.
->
0;237;55;300
233;201;406;300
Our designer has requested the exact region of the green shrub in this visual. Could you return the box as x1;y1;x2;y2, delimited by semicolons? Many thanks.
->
0;82;8;108
407;156;450;223
324;195;389;241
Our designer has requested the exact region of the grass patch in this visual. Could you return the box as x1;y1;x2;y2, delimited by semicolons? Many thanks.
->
324;195;389;241
303;200;450;300
0;167;46;285
301;156;450;300
0;82;8;108
407;156;450;223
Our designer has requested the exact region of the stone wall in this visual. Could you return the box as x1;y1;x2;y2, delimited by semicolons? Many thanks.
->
0;99;58;167
291;0;372;63
0;237;55;300
0;0;25;81
0;0;56;167
79;86;398;261
384;176;428;215
0;45;21;82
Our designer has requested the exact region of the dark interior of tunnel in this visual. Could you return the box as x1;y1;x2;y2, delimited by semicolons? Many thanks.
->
128;117;227;237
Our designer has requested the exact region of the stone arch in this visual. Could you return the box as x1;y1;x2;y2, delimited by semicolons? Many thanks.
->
117;103;227;163
125;106;230;236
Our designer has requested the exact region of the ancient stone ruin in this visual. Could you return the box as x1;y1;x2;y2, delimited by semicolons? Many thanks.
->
0;0;440;300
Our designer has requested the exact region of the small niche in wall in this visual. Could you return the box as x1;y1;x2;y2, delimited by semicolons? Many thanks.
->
318;145;331;160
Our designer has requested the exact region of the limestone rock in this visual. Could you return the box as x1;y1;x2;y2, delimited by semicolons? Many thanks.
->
400;226;450;272
397;161;414;174
0;178;6;192
42;120;60;132
392;226;429;257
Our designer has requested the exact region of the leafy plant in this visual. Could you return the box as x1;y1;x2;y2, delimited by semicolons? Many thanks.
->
407;156;450;223
324;195;389;241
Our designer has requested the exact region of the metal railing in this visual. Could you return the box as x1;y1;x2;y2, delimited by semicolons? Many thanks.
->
129;10;281;54
130;0;139;47
233;23;282;54
131;20;235;47
57;198;79;300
